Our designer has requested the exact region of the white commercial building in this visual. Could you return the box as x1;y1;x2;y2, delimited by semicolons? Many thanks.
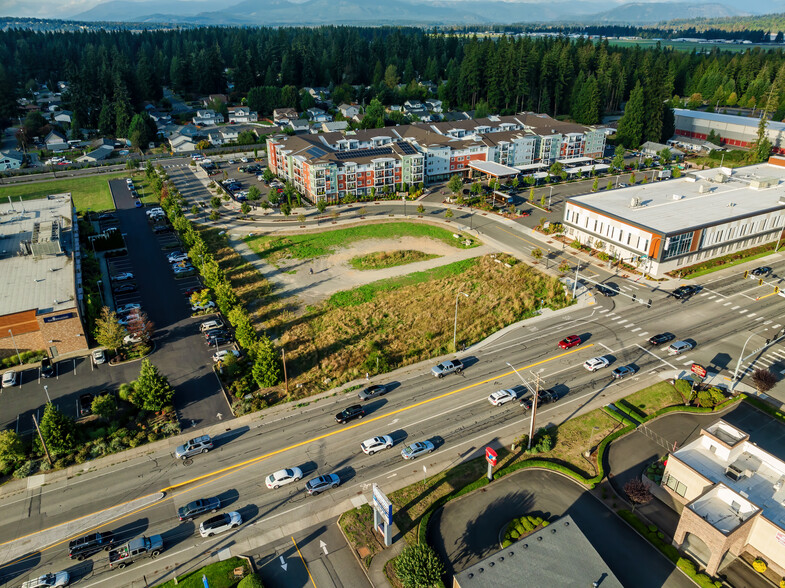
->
563;158;785;277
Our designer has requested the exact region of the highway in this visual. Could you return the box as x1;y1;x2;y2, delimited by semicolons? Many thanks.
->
1;159;784;587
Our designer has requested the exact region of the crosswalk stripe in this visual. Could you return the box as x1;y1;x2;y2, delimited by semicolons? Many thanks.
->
748;313;756;318
731;305;740;310
682;359;694;365
639;332;649;338
624;323;635;328
774;324;782;329
724;302;733;306
739;309;748;314
708;295;716;300
599;308;609;313
756;317;764;321
616;319;627;325
631;327;640;332
764;321;772;325
700;292;709;296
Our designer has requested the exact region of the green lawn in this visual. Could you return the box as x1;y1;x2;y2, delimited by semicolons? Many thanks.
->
1;171;134;213
349;250;439;270
623;381;683;416
245;222;478;264
607;39;757;53
155;556;249;588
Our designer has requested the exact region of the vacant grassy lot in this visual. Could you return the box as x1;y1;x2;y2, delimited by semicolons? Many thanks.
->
624;381;683;416
156;556;249;588
245;222;476;265
1;171;133;212
349;249;439;270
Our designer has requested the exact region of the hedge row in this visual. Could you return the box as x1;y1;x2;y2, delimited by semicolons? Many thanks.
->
601;405;637;428
1;350;47;368
639;394;743;422
616;398;647;420
610;402;642;423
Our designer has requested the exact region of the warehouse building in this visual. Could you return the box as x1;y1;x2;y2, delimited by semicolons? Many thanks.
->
0;195;87;359
662;419;785;577
562;158;785;277
674;109;785;153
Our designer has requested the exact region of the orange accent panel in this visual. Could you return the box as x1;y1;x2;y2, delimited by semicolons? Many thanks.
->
0;310;39;336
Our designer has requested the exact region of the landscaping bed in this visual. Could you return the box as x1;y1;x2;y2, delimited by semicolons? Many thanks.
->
155;556;251;588
668;241;783;279
349;250;440;270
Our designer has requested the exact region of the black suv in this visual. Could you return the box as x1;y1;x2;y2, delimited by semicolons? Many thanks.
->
672;285;700;299
520;389;557;411
69;531;115;560
648;333;675;346
335;405;365;424
40;357;55;378
595;284;617;297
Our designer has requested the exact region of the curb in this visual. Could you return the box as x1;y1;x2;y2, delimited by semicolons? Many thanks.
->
336;514;377;587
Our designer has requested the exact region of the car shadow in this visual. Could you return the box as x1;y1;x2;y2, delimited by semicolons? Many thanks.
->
363;398;389;415
428;435;446;450
456;355;479;368
0;551;42;587
388;429;409;446
216;488;241;508
334;466;356;484
236;503;260;522
111;517;150;543
579;333;592;343
214;426;250;446
602;354;617;366
384;381;401;392
298;460;319;477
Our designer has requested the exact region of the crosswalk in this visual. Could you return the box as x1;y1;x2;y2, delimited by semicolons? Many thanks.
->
162;163;189;169
737;348;785;377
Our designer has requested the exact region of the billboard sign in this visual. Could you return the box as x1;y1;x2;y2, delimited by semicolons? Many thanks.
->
372;484;393;526
485;446;498;466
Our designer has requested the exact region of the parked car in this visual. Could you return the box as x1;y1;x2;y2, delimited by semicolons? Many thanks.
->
558;335;581;349
178;497;221;521
305;474;341;495
206;333;232;346
520;389;558;411
204;328;228;340
488;389;521;406
192;300;216;312
108;535;163;569
167;251;187;262
68;531;115;560
751;266;772;276
98;213;116;221
1;370;17;388
672;285;700;299
40;358;55;378
123;333;143;345
21;571;70;588
111;272;134;282
584;357;610;372
648;333;675;346
667;340;693;355
401;441;435;460
611;365;636;379
200;319;224;332
174;265;195;274
361;435;394;455
335;404;365;424
266;467;303;489
213;349;240;363
358;384;388;400
116;303;141;314
112;283;137;294
79;393;93;416
175;435;214;460
199;512;242;537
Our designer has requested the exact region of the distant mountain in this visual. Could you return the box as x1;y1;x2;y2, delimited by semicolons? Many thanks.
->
70;0;748;26
573;2;745;24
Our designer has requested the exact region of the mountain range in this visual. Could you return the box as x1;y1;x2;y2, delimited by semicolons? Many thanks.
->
71;0;752;26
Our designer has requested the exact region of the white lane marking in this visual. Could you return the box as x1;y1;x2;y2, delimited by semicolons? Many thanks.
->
748;313;756;318
631;327;641;332
739;309;748;314
599;342;614;353
639;332;649;338
765;321;772;325
723;302;733;306
731;305;740;310
756;317;764;321
708;295;716;300
624;323;635;328
635;344;678;370
616;319;627;325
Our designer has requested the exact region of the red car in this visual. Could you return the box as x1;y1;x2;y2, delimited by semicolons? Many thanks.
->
184;287;206;297
558;335;581;349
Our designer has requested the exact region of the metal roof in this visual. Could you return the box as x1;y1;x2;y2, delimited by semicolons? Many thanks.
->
468;160;519;177
675;108;785;132
0;195;78;316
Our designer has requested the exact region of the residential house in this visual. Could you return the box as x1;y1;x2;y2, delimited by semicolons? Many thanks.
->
404;100;424;112
304;87;330;100
425;99;443;113
387;105;402;113
306;107;333;123
227;106;258;123
419;80;438;94
77;144;114;163
44;130;69;151
206;129;224;146
0;149;24;170
169;134;196;153
148;111;172;125
289;119;310;133
273;108;299;125
220;127;241;143
338;104;361;119
640;141;684;160
192;109;224;126
202;94;228;107
407;107;430;121
179;124;202;138
352;113;365;125
52;110;72;125
321;121;349;133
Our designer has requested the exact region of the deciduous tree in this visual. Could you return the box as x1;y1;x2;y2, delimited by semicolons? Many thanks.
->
395;544;445;588
94;307;125;352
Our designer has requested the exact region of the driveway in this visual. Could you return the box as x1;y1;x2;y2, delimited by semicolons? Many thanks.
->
427;468;693;588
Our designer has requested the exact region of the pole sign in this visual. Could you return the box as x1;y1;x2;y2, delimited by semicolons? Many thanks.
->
690;363;707;378
485;447;498;466
372;484;393;526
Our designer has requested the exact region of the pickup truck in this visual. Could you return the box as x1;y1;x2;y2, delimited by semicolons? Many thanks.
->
108;535;163;569
431;359;464;378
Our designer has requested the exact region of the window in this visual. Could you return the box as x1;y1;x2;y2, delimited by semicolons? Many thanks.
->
663;232;693;260
663;473;687;497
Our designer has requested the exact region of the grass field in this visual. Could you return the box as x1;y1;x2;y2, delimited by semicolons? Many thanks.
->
156;556;249;588
607;39;761;53
349;250;439;270
245;222;477;265
0;171;134;213
624;381;684;416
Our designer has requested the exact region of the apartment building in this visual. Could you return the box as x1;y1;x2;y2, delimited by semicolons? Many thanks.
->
662;419;785;577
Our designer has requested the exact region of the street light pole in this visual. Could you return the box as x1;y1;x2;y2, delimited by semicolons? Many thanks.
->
549;185;553;209
572;264;580;300
732;331;785;391
507;362;539;450
43;384;51;403
7;328;21;365
453;291;469;352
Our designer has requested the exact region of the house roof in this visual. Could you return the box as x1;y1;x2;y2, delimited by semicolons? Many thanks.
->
454;516;622;588
0;149;25;162
45;129;67;142
81;145;114;161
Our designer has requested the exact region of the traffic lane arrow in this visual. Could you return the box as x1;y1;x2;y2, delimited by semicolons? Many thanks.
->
319;539;328;555
279;555;288;571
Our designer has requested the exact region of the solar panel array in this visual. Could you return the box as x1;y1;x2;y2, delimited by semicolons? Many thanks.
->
397;142;417;155
306;146;327;158
334;147;393;160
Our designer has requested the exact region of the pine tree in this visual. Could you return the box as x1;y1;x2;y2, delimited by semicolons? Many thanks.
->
39;403;77;454
98;99;114;137
748;115;772;163
133;359;174;412
252;336;280;389
616;81;645;149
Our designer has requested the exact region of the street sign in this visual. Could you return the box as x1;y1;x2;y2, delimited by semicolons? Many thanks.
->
485;446;498;466
691;363;707;378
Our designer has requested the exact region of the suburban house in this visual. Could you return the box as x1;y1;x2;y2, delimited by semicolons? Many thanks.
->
273;108;299;125
338;104;361;119
179;124;202;138
169;134;196;153
306;107;332;123
304;87;330;100
404;100;424;112
53;110;72;125
148;111;172;125
321;121;349;133
206;130;224;146
220;127;240;143
425;99;443;113
44;130;68;151
289;119;310;133
202;94;227;107
227;106;258;123
77;144;114;163
192;109;224;126
0;149;24;170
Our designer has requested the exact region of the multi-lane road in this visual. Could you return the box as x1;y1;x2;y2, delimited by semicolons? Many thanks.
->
1;249;783;586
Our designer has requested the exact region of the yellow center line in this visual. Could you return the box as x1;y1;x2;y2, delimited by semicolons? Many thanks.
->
292;536;317;588
0;344;591;571
755;291;779;300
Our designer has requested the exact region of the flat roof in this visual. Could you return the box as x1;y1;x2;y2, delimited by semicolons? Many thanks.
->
468;160;519;177
568;162;785;235
675;108;785;133
454;515;622;588
0;195;77;316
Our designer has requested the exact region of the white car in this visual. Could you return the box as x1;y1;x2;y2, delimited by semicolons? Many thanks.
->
667;340;694;355
92;349;106;365
169;253;189;263
488;389;520;406
115;303;141;314
145;207;164;216
361;435;394;455
21;571;70;588
123;332;143;345
213;349;240;363
2;370;17;388
265;467;303;489
199;511;242;537
192;300;216;312
584;356;610;372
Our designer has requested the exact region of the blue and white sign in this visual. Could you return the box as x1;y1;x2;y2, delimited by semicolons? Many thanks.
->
372;483;393;526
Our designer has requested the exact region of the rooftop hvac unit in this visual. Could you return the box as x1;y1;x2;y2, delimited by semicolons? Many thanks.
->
672;194;683;200
713;173;728;183
698;184;709;194
629;197;642;208
725;463;749;482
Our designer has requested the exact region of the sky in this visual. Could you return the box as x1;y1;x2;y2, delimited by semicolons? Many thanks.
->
0;0;215;19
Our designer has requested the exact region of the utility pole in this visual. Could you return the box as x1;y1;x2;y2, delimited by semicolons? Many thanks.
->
527;371;541;450
281;348;289;395
32;413;53;466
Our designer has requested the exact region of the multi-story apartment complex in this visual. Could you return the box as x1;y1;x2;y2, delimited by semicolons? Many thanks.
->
266;113;606;202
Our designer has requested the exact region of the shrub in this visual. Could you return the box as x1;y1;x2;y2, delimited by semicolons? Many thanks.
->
541;520;549;527
674;379;693;397
753;559;767;573
510;529;520;539
237;574;264;588
677;558;696;575
395;544;445;588
501;539;512;548
13;460;40;479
